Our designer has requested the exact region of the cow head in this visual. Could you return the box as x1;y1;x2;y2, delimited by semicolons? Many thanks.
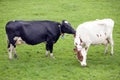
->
74;36;87;66
61;20;75;34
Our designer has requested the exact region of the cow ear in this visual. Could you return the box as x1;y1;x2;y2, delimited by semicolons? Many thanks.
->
58;23;61;27
73;48;77;52
74;33;76;38
62;20;65;23
61;20;65;27
62;20;68;24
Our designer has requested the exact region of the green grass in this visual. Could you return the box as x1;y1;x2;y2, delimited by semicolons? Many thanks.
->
0;0;120;80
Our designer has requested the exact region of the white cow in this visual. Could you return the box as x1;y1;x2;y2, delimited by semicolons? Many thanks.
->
74;19;114;66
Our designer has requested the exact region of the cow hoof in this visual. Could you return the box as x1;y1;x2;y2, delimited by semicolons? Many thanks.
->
81;64;87;67
80;63;87;67
46;55;48;57
9;58;12;60
50;53;55;59
51;56;55;59
110;54;113;56
45;55;48;57
14;54;17;58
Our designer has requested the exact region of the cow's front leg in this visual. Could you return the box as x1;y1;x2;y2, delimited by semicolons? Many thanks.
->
45;43;49;57
49;43;55;59
46;42;55;58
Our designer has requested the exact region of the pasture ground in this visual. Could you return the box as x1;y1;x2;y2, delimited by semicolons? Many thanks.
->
0;0;120;80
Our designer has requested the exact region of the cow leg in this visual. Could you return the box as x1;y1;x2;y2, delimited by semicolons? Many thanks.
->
110;41;114;55
46;43;54;58
8;43;14;60
13;47;17;58
7;35;17;59
49;43;54;58
45;43;49;57
46;42;55;58
85;46;90;53
8;44;17;59
109;35;114;55
104;44;108;54
104;38;110;54
45;50;49;57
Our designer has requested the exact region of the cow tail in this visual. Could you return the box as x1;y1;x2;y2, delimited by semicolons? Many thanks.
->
6;34;10;48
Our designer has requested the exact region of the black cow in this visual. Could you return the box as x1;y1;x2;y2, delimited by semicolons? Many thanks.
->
5;20;75;59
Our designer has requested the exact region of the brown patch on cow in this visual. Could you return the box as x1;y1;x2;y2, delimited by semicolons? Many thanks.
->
104;32;107;36
97;34;103;37
96;34;99;37
85;47;88;50
75;43;78;45
73;47;77;53
77;51;83;61
106;38;110;43
73;47;83;61
80;38;83;43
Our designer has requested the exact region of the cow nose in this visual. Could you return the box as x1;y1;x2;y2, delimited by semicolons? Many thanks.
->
80;62;87;67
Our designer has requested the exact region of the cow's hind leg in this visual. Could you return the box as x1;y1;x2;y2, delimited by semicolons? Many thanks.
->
7;36;17;59
110;38;114;55
108;34;114;55
104;39;109;54
13;47;17;58
8;43;17;60
104;43;108;55
8;43;13;60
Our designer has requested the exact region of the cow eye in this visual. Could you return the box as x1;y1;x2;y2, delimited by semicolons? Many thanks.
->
76;43;78;45
79;43;81;46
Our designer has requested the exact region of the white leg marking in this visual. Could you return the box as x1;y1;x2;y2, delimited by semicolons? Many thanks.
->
45;50;49;57
50;53;55;59
8;44;14;59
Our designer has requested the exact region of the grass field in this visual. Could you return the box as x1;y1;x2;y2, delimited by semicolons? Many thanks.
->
0;0;120;80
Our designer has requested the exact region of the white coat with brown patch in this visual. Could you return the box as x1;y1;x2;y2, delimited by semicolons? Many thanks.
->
74;19;114;66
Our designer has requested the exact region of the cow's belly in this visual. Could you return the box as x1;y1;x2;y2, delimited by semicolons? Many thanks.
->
19;34;46;45
25;37;46;45
85;30;108;45
90;36;108;45
91;39;106;45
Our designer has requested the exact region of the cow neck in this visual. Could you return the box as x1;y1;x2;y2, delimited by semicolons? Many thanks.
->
58;24;64;36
